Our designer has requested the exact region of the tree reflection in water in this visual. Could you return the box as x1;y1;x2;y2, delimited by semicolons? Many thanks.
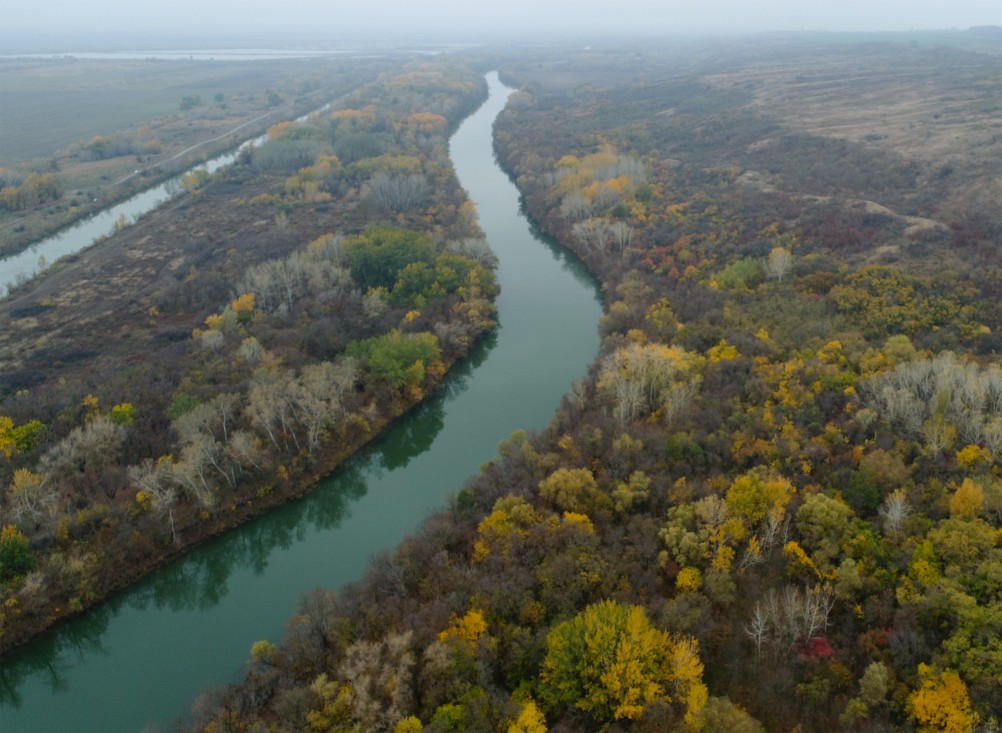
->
0;325;495;709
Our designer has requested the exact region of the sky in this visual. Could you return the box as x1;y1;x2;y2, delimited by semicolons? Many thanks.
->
1;0;1000;45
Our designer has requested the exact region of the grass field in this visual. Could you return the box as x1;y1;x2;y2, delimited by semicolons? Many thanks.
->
0;56;387;254
0;58;334;164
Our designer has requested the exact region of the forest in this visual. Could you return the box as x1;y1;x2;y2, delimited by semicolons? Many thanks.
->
0;59;494;651
3;33;1002;733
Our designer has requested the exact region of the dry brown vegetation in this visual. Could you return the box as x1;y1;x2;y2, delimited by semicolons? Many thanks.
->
704;42;1002;242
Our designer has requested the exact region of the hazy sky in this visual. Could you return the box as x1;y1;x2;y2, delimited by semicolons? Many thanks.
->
2;0;1000;42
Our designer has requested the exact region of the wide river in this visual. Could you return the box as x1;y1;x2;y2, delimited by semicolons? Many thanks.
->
0;72;602;731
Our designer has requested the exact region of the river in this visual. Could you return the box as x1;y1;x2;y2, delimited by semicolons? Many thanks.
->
0;72;602;731
0;100;337;295
0;138;262;295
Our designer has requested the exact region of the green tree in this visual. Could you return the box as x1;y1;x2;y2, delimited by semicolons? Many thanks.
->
0;524;34;583
348;330;440;391
795;493;854;570
391;254;496;308
343;224;434;291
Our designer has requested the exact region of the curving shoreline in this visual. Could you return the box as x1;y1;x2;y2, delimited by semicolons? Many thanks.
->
1;72;603;732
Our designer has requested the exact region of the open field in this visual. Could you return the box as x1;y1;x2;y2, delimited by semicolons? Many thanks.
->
0;56;390;253
1;58;335;162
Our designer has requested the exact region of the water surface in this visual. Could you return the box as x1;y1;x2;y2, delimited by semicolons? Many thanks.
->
0;72;602;732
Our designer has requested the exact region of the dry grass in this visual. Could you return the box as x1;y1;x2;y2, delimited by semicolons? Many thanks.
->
705;45;1002;168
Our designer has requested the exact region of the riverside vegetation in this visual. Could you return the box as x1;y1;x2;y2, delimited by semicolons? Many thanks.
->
182;36;1002;732
0;59;494;651
3;32;1002;732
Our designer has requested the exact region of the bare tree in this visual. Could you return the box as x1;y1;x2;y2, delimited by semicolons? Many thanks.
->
40;415;125;496
200;329;224;353
572;218;613;252
878;488;911;537
337;631;415;730
747;584;835;658
129;459;180;544
862;352;1002;448
367;172;427;212
763;246;793;282
745;603;769;657
609;221;634;252
6;470;58;526
446;238;497;268
560;191;592;221
239;337;265;365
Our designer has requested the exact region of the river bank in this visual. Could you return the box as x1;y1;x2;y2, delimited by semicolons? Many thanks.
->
0;60;492;649
1;71;603;731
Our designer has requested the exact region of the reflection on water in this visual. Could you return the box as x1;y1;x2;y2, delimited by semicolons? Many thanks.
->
0;326;495;710
0;72;602;732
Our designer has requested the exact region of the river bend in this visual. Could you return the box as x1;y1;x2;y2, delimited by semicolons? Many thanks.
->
0;72;602;731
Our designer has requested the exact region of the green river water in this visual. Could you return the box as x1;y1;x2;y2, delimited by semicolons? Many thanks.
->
0;72;602;732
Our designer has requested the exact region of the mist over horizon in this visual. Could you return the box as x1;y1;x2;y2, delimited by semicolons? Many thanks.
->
2;0;1001;53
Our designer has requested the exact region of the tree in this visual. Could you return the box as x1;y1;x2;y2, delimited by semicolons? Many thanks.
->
0;416;17;457
908;665;974;733
508;700;547;733
795;493;854;570
538;467;601;514
725;468;794;529
130;458;180;544
948;478;984;519
878;488;911;537
0;416;46;458
367;172;428;212
538;599;707;724
294;360;357;449
596;342;702;425
343;225;434;291
6;469;57;526
336;631;415;731
699;697;765;732
571;218;614;252
764;246;793;282
0;524;34;583
39;415;125;498
348;330;440;392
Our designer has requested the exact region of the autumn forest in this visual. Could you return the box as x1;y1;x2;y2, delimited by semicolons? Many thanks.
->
2;31;1002;732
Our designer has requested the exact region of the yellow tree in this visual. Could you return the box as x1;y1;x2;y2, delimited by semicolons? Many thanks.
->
907;665;974;733
538;467;602;514
539;600;707;724
0;416;14;458
508;700;547;733
948;478;984;519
